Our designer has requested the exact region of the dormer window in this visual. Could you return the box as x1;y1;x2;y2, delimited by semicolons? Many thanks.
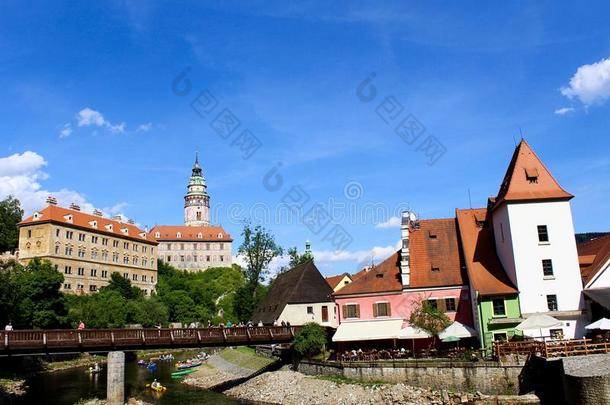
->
218;233;223;238
525;167;539;183
64;214;73;223
176;232;182;238
155;232;160;238
89;220;97;228
121;228;129;235
428;231;437;239
105;224;113;232
33;212;42;220
375;273;384;278
197;232;203;239
431;266;440;272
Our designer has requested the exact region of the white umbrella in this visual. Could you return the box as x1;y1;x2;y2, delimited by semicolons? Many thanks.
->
516;313;561;339
585;318;610;330
439;321;477;340
397;326;431;339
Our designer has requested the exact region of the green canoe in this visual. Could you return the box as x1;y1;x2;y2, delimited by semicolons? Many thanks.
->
171;368;196;378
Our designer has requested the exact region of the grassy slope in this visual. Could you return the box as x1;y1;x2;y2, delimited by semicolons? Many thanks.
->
217;347;274;370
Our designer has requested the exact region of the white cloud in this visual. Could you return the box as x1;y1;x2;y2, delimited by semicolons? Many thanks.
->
554;107;575;115
77;107;106;127
74;107;126;134
59;123;72;138
137;122;153;132
561;57;610;107
313;241;400;273
0;151;130;221
375;216;401;229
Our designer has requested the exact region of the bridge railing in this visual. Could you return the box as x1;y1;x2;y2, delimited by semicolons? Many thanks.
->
1;326;301;353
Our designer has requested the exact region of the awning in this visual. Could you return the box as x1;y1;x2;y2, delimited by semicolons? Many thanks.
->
439;321;478;340
585;317;610;330
584;288;610;311
397;326;431;339
332;319;404;342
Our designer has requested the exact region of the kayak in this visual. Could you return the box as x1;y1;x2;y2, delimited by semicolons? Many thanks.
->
87;368;101;374
146;383;167;392
171;369;196;378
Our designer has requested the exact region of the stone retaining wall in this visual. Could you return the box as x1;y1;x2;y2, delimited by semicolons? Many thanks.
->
297;359;523;395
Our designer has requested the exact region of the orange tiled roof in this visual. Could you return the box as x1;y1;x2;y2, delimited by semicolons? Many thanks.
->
408;218;467;288
456;208;518;296
334;251;402;296
325;274;351;289
19;205;157;244
493;139;572;210
150;225;232;242
577;234;610;285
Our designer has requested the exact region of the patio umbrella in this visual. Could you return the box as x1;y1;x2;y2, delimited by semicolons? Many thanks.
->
585;318;610;330
516;313;561;339
397;326;431;355
441;335;460;342
439;321;477;340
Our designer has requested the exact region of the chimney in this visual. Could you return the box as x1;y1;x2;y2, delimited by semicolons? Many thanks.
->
69;203;81;211
93;209;103;217
46;196;58;205
112;215;122;223
127;219;135;225
400;211;413;287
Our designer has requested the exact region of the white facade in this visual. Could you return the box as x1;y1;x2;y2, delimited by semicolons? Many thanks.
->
492;200;586;338
157;240;232;271
274;302;338;327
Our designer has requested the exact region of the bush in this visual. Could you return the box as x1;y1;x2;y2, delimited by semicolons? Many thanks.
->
293;322;327;359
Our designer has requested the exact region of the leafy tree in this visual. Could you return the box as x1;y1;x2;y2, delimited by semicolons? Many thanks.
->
162;290;198;324
101;272;143;300
287;246;312;268
293;322;327;359
408;296;451;341
237;222;283;288
14;258;66;329
126;297;168;327
0;260;23;326
0;196;23;253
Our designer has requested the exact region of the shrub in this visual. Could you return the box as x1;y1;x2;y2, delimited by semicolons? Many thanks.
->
293;322;327;359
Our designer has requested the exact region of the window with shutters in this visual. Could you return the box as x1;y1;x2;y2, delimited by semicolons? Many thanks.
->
373;302;391;317
343;304;360;319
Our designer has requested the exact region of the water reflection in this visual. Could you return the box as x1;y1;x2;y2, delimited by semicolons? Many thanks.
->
7;352;251;405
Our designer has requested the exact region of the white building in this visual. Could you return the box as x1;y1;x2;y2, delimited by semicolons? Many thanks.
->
491;140;586;339
151;154;232;271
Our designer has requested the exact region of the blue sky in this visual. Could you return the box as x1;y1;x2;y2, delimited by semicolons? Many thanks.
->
1;1;610;275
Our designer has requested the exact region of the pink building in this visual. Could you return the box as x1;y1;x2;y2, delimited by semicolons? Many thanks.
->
332;218;473;348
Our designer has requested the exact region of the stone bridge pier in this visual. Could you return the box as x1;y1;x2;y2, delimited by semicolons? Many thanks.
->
107;351;125;405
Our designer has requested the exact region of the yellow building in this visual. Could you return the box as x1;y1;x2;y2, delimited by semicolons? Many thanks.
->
18;199;158;295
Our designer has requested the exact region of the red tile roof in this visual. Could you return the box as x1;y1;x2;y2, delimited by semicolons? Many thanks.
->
150;225;232;242
19;205;157;244
493;139;572;210
333;251;402;296
456;208;518;296
408;218;467;288
577;234;610;286
325;274;351;289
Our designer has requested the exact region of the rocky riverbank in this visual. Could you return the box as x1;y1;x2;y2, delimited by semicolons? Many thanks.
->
225;370;540;405
0;378;27;399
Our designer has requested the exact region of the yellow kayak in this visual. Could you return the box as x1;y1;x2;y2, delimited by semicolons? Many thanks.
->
146;383;167;392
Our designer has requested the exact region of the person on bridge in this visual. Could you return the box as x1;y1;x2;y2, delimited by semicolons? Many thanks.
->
78;321;85;330
4;322;13;331
258;320;263;327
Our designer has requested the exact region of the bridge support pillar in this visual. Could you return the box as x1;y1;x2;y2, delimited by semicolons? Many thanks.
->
107;351;125;405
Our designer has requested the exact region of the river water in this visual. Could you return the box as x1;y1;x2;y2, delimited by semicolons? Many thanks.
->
7;353;252;405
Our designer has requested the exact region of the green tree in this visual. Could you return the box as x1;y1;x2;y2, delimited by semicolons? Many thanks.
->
0;259;23;326
14;258;66;329
0;196;23;253
101;272;143;300
293;322;327;359
408;296;451;342
237;222;283;287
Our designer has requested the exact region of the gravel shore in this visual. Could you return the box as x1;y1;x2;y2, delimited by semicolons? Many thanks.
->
225;370;540;405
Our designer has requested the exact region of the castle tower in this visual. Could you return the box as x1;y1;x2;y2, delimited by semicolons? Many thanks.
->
184;153;210;226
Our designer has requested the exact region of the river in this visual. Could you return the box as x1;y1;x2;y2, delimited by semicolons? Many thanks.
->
6;353;255;405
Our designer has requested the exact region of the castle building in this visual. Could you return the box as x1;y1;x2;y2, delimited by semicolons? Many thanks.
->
151;154;232;271
18;198;158;295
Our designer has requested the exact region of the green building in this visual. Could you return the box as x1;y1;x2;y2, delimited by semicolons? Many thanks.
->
456;208;522;353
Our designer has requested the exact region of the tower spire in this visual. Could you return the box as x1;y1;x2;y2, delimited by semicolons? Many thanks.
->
184;151;210;226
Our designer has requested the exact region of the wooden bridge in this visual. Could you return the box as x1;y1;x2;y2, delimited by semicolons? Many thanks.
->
0;326;300;355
